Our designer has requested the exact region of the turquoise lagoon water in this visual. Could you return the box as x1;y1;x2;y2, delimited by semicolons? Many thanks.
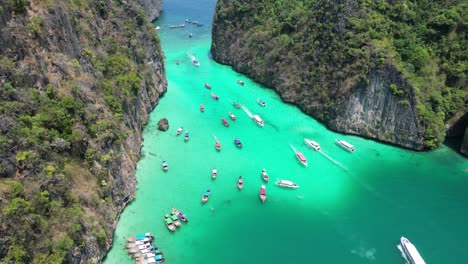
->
103;1;468;263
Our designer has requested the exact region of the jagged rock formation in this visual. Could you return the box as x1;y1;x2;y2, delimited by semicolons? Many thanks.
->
0;0;166;263
139;0;163;22
157;118;169;131
211;0;467;151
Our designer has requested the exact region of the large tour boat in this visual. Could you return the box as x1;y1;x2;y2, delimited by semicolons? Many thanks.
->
304;138;320;151
336;139;355;152
398;237;426;264
252;114;264;127
275;179;299;189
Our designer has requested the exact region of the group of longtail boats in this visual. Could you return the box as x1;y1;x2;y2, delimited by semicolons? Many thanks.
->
160;80;358;205
149;79;360;263
164;208;189;232
124;233;164;264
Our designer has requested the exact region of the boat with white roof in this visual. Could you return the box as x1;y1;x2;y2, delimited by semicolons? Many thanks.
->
304;138;320;151
252;114;264;127
275;179;299;189
335;139;355;152
398;237;426;264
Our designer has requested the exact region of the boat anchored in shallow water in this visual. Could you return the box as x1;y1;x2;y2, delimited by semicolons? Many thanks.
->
275;179;299;189
304;138;320;151
229;112;237;121
201;189;211;203
184;131;190;142
172;208;189;222
234;137;242;148
222;118;230;127
161;161;168;171
237;176;243;190
336;139;355;152
211;168;217;179
398;237;426;264
176;126;183;135
259;185;267;203
257;98;266;107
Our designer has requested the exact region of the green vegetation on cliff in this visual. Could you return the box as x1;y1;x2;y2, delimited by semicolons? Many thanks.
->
212;0;467;149
0;0;165;263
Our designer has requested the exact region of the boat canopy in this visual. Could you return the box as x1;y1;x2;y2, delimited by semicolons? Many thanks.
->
166;218;173;224
135;235;147;241
297;152;306;161
260;189;266;195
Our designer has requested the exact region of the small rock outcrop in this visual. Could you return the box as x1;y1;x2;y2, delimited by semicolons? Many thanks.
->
158;118;169;131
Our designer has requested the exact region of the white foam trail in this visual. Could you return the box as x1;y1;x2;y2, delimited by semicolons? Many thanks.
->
241;105;254;118
318;150;349;171
289;144;297;153
397;245;410;264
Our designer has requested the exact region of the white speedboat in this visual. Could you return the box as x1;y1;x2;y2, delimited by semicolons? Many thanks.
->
304;138;320;151
275;179;299;189
399;237;426;264
192;58;200;67
336;139;355;152
211;168;217;179
252;114;264;127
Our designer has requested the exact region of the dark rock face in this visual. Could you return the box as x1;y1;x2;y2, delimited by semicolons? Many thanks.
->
461;127;468;156
211;9;424;150
139;0;164;22
0;0;166;263
158;118;169;131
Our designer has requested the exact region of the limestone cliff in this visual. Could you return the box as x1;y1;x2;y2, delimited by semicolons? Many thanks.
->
461;128;468;156
0;0;165;263
139;0;163;22
211;0;467;151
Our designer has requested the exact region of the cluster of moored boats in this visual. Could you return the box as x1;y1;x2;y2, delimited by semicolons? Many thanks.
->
164;208;189;232
124;233;165;263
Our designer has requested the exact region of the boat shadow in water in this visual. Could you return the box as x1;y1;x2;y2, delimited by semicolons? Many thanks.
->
264;120;280;132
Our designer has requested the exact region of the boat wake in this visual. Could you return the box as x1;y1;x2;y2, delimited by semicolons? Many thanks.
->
317;150;348;171
289;144;297;153
397;245;410;264
241;105;254;118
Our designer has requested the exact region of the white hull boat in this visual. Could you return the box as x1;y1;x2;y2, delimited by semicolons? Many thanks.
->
304;138;320;151
336;139;355;152
399;237;426;264
275;179;299;189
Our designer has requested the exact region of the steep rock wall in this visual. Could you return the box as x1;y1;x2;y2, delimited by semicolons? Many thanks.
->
139;0;163;22
0;0;166;263
211;1;424;150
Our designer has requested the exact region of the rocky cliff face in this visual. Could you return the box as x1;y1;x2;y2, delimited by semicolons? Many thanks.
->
139;0;163;22
211;1;424;150
211;0;467;151
0;0;165;263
